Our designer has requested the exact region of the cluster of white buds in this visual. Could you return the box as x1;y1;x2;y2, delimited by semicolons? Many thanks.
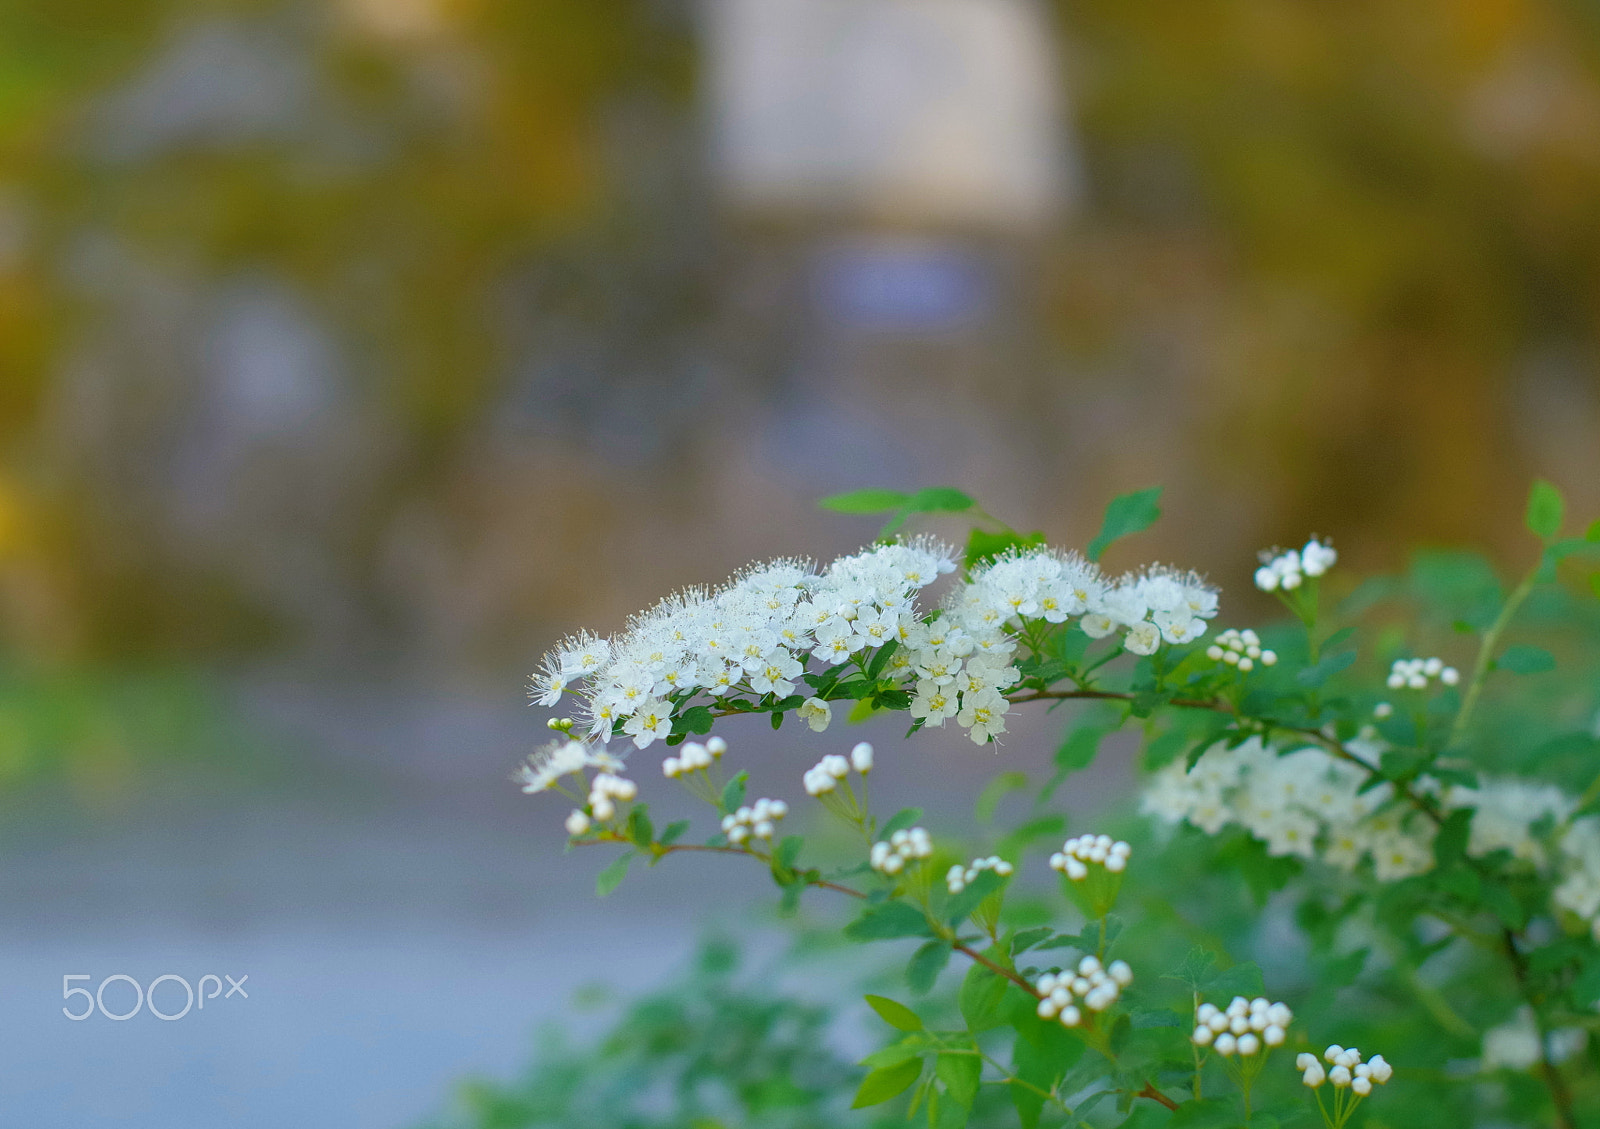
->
803;742;873;797
803;754;851;796
661;736;725;778
1386;656;1460;690
945;855;1013;894
565;772;638;833
1034;956;1134;1027
721;797;789;844
1050;834;1131;879
1254;538;1337;592
1299;1045;1391;1095
870;827;932;875
1205;628;1277;671
1192;996;1292;1057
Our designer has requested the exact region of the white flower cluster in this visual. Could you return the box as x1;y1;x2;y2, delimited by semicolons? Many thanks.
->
1386;656;1460;690
1254;538;1336;591
1298;1045;1391;1096
1034;956;1134;1027
870;827;933;875
1050;834;1131;879
1205;628;1277;672
1142;738;1434;878
945;855;1013;894
1144;739;1600;939
661;736;726;778
515;738;624;795
1193;996;1292;1057
533;538;1219;749
721;798;789;845
563;772;639;835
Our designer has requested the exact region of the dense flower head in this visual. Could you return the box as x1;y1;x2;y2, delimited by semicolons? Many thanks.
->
1301;1045;1391;1096
531;538;1220;749
515;738;624;795
945;855;1013;894
1205;628;1277;671
870;827;933;875
1194;996;1293;1057
1144;737;1600;937
1255;537;1336;592
1034;955;1134;1027
721;798;789;845
1050;834;1131;879
1386;656;1460;690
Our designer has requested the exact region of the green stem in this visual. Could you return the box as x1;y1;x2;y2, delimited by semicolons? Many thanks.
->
1450;564;1538;746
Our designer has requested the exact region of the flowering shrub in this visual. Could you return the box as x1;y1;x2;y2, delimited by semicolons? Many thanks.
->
521;482;1600;1128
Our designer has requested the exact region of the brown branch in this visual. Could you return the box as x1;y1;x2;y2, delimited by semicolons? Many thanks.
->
1503;928;1579;1129
1135;1083;1179;1111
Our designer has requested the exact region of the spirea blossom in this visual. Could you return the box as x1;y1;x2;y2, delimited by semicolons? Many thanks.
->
1205;628;1277;672
1193;995;1292;1057
532;538;1218;749
1386;656;1460;690
1303;1045;1391;1098
945;855;1013;894
870;827;933;875
1255;537;1336;592
1049;834;1131;879
721;798;788;845
515;738;624;795
1034;956;1134;1027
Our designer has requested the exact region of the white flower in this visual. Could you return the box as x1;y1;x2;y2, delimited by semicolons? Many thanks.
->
515;739;624;794
1300;538;1337;577
797;697;833;732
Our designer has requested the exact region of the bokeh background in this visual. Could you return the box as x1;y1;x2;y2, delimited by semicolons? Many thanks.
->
2;1;1598;1125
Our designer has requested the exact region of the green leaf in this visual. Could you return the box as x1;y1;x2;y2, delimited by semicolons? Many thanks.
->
774;835;804;868
907;941;952;993
880;807;924;839
719;771;748;815
877;487;977;536
976;771;1029;823
626;805;654;849
1297;648;1356;688
861;1038;927;1069
964;527;1046;572
1012;926;1055;954
935;1053;981;1109
596;852;633;897
1163;946;1218;992
1088;487;1162;562
851;1058;923;1108
659;820;689;845
675;705;714;735
821;489;911;515
865;994;925;1032
1116;1107;1176;1128
945;868;1008;925
845;901;936;941
957;963;1009;1032
1588;518;1600;542
1497;645;1555;675
1202;961;1265;1001
1167;1098;1240;1128
1042;725;1109;799
1526;479;1565;541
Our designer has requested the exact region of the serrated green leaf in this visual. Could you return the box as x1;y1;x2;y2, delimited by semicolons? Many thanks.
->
1163;946;1218;992
1088;487;1162;562
821;488;911;514
945;868;1008;925
596;852;633;897
964;527;1046;573
851;1058;923;1108
845;901;935;941
879;487;977;536
1202;960;1265;1001
1497;645;1555;674
1526;479;1565;541
865;993;924;1032
935;1052;981;1109
907;941;952;993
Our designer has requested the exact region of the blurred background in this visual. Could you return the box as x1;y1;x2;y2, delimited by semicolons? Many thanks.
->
1;0;1598;1125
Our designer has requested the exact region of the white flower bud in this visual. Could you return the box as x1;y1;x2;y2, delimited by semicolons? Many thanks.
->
706;736;727;757
1036;997;1059;1019
1058;1005;1081;1027
1238;1034;1260;1056
1215;1033;1237;1056
1441;666;1460;685
850;742;874;773
1193;1025;1215;1046
1198;1003;1219;1024
1078;955;1102;976
1367;1055;1391;1083
1352;1076;1371;1096
1301;1062;1326;1088
1330;1065;1351;1088
591;797;615;822
1264;1025;1285;1047
1108;960;1133;987
564;810;591;836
